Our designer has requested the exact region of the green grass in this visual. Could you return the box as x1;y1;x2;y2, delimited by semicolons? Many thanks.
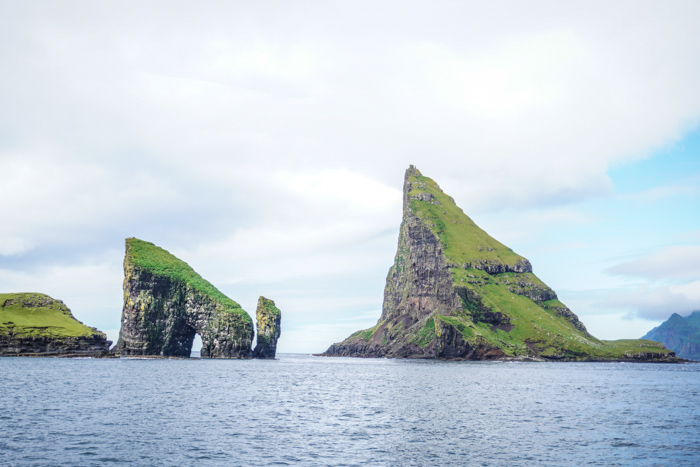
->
258;297;282;317
407;171;525;268
404;169;677;360
0;293;99;338
334;167;676;360
125;238;250;323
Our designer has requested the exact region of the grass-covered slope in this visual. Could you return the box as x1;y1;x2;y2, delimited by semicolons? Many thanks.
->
125;237;250;323
1;293;102;339
407;172;527;270
329;167;677;361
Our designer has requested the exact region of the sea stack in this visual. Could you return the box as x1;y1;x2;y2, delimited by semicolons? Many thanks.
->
323;165;679;361
113;238;253;358
0;293;111;356
252;296;281;359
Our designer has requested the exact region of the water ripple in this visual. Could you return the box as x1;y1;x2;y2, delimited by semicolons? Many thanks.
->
1;356;699;465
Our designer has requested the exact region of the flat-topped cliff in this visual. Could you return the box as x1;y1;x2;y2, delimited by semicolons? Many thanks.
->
324;166;679;362
0;292;111;356
113;238;253;358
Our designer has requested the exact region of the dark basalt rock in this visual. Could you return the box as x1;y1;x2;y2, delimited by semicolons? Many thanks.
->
113;238;253;358
252;296;281;359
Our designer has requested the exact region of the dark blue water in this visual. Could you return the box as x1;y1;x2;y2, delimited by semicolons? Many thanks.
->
1;355;699;466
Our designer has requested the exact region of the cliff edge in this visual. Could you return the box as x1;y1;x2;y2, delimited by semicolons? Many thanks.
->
323;166;679;362
113;238;253;358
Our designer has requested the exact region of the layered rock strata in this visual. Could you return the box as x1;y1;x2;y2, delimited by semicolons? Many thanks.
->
113;238;253;358
323;166;679;362
0;293;111;356
252;296;281;358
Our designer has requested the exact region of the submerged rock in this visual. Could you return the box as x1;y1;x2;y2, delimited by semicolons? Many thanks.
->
113;238;253;358
252;296;281;359
0;292;111;356
323;166;679;362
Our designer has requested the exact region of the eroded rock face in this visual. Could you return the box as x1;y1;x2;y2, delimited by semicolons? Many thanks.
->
0;293;112;356
113;238;253;358
323;166;678;362
252;296;281;359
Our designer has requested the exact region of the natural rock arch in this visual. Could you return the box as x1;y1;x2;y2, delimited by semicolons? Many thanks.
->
113;238;253;358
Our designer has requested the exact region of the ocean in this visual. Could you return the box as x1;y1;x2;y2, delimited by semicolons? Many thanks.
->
1;354;699;466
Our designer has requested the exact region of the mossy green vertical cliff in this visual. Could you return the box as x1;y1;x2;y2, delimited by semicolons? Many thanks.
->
324;166;678;361
252;296;281;359
114;238;253;358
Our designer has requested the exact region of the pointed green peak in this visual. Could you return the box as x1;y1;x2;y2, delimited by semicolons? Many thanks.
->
125;237;249;321
404;166;530;272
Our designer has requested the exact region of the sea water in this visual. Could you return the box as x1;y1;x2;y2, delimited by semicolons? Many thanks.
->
1;355;699;466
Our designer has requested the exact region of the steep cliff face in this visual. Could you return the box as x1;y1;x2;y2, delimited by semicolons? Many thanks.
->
252;296;281;359
324;166;678;362
113;238;253;358
643;312;700;361
0;293;111;356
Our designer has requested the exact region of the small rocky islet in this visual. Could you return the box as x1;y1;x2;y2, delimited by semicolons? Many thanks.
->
323;165;680;362
0;292;111;356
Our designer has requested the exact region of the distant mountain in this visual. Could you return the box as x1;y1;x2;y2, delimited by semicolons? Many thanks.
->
643;312;700;361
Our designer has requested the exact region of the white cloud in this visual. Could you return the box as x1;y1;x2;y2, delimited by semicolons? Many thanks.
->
0;237;33;256
607;245;700;281
416;30;584;119
0;255;123;331
603;280;700;321
1;0;700;349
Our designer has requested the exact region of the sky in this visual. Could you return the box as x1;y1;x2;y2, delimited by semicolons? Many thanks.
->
1;0;699;353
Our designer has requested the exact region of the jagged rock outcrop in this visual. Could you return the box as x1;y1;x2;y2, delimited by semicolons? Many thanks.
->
113;238;253;358
0;293;111;356
252;296;281;359
643;312;700;361
323;166;679;362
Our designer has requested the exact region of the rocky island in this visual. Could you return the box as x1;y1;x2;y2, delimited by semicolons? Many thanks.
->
253;296;282;358
0;292;111;356
323;166;679;362
113;238;254;358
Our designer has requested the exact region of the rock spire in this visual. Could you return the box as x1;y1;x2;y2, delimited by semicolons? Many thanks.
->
252;296;281;358
323;166;678;361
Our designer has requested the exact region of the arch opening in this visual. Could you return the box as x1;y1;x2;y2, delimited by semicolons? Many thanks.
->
190;333;203;358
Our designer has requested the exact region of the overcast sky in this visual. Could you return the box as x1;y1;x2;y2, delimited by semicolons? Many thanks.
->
2;0;699;353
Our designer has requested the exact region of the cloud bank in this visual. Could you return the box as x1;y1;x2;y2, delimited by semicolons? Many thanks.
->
2;0;700;350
